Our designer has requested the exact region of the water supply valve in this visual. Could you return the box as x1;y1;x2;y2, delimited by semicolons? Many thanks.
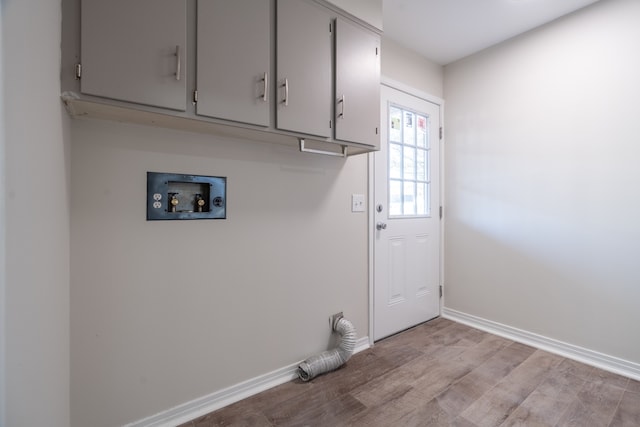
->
195;194;205;212
169;193;180;213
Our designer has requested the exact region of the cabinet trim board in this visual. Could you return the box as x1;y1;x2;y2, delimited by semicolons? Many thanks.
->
61;94;375;156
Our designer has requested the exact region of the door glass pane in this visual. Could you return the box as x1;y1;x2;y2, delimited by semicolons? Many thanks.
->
389;107;402;143
389;180;402;216
388;104;431;218
417;149;426;181
404;181;416;215
389;143;402;179
417;115;428;148
416;183;427;215
403;147;416;180
403;111;415;146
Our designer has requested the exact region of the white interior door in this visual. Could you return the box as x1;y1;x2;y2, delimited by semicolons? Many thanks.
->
374;84;441;341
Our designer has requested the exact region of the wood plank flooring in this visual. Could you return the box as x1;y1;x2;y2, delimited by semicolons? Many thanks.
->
180;318;640;426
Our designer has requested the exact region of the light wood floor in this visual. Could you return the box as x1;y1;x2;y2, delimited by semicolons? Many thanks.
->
180;317;640;426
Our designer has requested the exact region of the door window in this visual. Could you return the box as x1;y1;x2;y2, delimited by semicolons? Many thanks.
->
388;105;431;217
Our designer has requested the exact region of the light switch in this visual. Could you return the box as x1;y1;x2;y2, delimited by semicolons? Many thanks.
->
352;194;366;212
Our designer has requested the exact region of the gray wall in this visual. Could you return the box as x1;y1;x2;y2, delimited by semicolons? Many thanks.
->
328;0;382;30
382;37;444;98
444;0;640;365
2;0;71;426
70;121;369;427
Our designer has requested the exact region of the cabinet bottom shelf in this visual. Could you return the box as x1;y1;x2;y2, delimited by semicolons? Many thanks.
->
61;92;377;157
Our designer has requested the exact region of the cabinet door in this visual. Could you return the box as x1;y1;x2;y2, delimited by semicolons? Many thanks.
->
197;0;271;126
80;0;187;111
335;18;381;148
277;0;332;138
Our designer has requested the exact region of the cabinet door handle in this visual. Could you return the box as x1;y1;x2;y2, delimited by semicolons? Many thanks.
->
175;45;181;81
261;72;268;102
338;94;345;118
281;78;289;106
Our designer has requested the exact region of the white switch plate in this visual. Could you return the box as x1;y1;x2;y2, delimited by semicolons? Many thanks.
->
352;194;366;212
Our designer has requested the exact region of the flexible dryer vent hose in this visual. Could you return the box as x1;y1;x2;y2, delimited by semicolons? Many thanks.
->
297;317;356;382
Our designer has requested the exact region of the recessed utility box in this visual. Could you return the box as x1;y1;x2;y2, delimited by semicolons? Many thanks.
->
147;172;226;220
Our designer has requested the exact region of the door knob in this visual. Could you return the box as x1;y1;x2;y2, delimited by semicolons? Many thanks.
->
376;222;387;230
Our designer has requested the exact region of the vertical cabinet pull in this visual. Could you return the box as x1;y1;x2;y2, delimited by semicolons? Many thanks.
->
338;94;345;118
261;72;268;102
281;78;289;106
175;45;181;81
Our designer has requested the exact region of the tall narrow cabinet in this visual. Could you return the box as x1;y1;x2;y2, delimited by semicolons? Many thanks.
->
276;0;333;138
335;17;381;147
196;0;271;126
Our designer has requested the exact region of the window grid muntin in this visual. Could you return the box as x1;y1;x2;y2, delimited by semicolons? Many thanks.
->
388;103;431;218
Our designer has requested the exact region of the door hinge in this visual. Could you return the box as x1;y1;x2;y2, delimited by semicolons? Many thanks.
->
329;119;332;129
439;206;443;219
75;63;82;80
329;22;332;33
439;126;443;140
193;90;198;103
439;285;443;298
375;127;378;135
376;47;379;56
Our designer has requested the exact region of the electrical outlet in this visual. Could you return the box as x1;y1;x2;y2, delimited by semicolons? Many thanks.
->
351;194;365;212
330;312;344;329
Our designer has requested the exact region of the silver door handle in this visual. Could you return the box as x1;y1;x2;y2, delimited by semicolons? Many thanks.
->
175;45;181;81
376;222;387;230
261;72;268;102
281;78;289;106
338;94;345;118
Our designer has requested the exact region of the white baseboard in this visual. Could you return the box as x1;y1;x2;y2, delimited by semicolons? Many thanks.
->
123;336;371;427
442;307;640;382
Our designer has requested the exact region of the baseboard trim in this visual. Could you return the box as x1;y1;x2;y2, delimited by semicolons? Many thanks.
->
442;307;640;382
123;336;371;427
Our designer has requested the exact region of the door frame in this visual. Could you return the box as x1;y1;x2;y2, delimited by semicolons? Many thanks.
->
368;77;445;346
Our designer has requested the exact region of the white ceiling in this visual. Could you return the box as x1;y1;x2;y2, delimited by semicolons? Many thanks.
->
382;0;600;65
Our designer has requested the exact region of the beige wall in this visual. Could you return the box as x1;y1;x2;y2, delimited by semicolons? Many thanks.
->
2;0;71;426
444;0;640;364
70;120;369;427
381;37;444;98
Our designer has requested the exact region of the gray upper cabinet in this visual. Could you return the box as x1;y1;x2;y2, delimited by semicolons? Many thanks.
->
276;0;332;138
335;17;381;148
70;0;381;155
80;0;187;111
196;0;271;127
